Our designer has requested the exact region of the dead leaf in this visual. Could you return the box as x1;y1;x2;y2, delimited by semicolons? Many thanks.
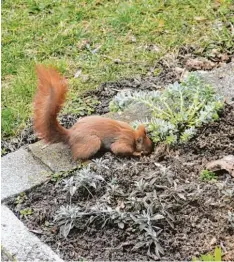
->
210;236;217;246
91;44;102;54
205;155;234;177
185;57;216;70
177;193;186;200
219;53;229;62
118;222;125;229
77;39;90;50
154;143;168;161
145;44;160;53
194;16;207;22
117;200;125;209
158;19;164;28
74;68;82;78
131;36;137;43
114;58;121;64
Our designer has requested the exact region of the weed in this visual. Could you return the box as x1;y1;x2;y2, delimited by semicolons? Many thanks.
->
50;173;64;182
15;192;27;205
1;148;7;156
110;73;224;144
19;208;33;218
200;170;217;181
192;246;222;261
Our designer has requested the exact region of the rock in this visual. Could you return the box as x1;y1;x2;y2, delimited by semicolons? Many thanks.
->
205;155;234;177
199;62;234;103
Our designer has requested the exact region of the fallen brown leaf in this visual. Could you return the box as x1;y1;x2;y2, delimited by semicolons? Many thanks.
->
205;155;234;177
185;57;216;70
194;16;207;22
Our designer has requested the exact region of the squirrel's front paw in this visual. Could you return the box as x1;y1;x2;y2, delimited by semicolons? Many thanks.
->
133;151;143;157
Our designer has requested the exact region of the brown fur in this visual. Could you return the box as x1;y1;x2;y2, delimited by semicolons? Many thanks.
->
33;65;153;160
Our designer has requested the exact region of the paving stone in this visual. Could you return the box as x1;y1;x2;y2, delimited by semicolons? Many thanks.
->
29;141;78;172
1;148;50;201
199;62;234;103
105;103;151;123
1;205;63;262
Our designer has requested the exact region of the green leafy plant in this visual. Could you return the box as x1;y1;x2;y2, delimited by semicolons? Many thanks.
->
19;208;33;218
200;170;217;181
15;192;27;204
192;246;222;261
109;73;224;144
50;172;64;182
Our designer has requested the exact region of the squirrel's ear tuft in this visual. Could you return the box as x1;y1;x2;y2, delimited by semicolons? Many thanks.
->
137;125;146;136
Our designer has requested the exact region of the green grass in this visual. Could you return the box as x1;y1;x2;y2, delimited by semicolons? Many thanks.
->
2;0;234;137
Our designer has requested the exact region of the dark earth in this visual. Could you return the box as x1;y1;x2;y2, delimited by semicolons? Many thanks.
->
3;52;234;261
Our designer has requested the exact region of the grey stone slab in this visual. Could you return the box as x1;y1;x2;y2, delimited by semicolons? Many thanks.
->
105;104;151;123
29;141;78;172
199;62;234;103
1;205;63;262
1;148;50;201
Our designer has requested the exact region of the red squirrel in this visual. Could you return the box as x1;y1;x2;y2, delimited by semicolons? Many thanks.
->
33;65;153;160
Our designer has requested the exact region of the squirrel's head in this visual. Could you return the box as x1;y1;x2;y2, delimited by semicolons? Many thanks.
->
135;125;153;155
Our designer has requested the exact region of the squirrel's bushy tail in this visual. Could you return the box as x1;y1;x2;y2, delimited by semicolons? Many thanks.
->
33;65;69;144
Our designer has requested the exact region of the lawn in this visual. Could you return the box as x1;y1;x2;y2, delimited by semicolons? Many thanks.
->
2;0;233;137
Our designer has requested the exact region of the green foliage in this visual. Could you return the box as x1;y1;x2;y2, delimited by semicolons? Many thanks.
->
50;172;64;182
192;246;222;261
19;208;33;218
1;148;7;156
200;170;217;181
15;192;27;204
110;73;224;144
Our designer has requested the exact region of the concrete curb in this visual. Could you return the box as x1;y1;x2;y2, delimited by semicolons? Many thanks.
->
1;205;63;262
1;148;51;201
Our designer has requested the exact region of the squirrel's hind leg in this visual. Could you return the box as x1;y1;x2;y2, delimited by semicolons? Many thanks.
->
71;135;101;160
110;142;135;156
